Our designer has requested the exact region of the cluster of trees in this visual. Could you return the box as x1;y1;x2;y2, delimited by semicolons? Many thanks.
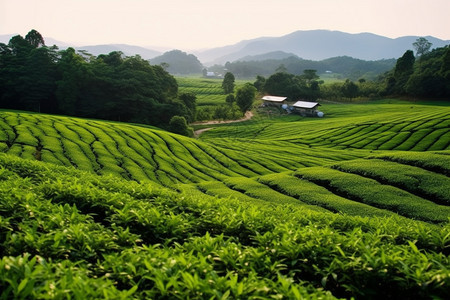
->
0;30;196;135
195;72;257;121
252;69;322;101
220;72;256;116
385;42;450;98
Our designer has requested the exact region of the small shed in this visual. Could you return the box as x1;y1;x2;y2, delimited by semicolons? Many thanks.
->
292;101;321;116
262;96;287;107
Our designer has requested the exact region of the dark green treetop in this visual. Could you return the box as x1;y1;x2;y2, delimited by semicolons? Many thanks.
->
222;72;235;94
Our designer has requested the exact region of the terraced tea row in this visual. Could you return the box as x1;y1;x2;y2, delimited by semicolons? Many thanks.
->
0;111;359;186
200;102;450;152
188;151;450;224
177;78;228;107
1;154;449;299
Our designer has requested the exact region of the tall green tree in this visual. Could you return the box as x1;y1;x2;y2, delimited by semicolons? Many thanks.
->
392;50;415;94
264;72;295;98
253;75;266;92
301;69;319;82
21;46;58;112
413;37;432;57
55;47;88;115
222;72;235;94
440;47;450;79
235;83;256;113
24;29;45;48
178;92;197;122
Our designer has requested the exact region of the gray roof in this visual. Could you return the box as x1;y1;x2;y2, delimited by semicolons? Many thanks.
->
262;96;287;102
293;101;320;109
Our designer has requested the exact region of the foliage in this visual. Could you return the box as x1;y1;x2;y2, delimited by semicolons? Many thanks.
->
0;34;450;298
392;50;415;94
235;83;257;113
178;92;197;123
340;79;359;99
263;70;322;101
413;37;433;57
0;30;196;128
225;94;235;105
0;148;449;299
220;55;395;80
169;116;194;137
253;75;266;92
384;46;450;98
222;72;235;94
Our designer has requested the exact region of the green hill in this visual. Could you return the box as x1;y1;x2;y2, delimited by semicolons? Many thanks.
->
0;100;449;298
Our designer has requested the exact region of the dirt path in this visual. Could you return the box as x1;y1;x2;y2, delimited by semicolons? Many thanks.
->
193;111;254;138
193;127;213;138
192;111;254;126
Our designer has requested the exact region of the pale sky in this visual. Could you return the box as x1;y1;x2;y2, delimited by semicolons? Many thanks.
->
1;0;449;50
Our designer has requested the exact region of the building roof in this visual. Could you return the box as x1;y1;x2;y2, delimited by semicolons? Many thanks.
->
262;96;287;102
293;101;320;109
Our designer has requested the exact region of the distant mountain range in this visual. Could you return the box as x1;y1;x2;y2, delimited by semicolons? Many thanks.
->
194;30;450;65
1;30;449;65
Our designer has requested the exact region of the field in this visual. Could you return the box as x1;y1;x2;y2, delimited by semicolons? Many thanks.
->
0;97;449;298
177;77;248;108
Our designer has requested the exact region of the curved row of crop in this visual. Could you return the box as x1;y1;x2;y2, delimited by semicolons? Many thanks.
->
1;153;449;298
200;104;450;152
190;151;450;225
0;111;368;186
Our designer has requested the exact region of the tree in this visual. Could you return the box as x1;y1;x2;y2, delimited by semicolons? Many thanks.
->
441;47;450;96
341;79;359;99
225;94;235;105
301;69;319;82
178;92;197;122
264;72;295;98
440;47;450;79
222;72;235;94
25;29;45;48
413;37;432;57
169;116;193;137
275;64;288;73
393;50;415;94
55;47;89;115
253;75;266;92
235;83;256;113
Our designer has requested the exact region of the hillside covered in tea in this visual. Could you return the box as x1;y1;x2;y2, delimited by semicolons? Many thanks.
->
0;99;449;298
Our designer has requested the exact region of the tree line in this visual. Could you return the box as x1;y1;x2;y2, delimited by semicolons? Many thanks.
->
207;56;395;81
0;30;196;135
384;44;450;98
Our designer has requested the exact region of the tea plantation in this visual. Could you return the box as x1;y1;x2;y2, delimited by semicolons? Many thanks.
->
0;100;449;299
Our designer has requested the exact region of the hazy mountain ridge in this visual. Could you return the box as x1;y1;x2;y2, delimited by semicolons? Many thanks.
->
196;30;450;65
2;30;449;65
235;51;299;61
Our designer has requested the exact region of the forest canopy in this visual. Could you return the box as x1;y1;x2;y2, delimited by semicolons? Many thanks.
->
0;30;194;130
